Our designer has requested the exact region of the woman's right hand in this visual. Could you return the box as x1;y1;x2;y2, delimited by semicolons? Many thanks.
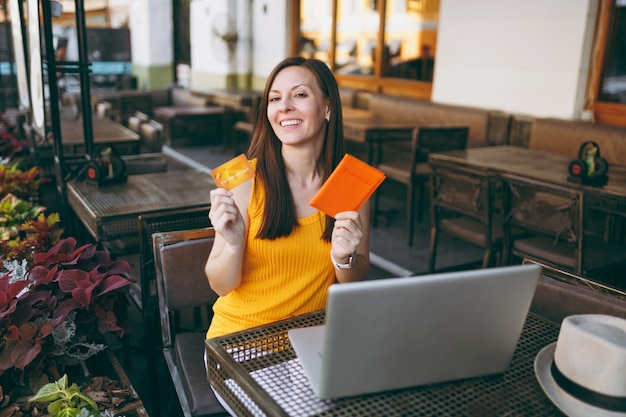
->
209;188;246;246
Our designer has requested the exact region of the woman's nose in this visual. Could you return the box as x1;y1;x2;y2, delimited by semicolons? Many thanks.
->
278;97;293;111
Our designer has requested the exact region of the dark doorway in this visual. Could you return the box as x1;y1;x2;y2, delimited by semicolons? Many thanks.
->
173;0;191;85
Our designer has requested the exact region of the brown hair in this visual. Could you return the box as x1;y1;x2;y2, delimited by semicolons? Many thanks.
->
248;56;345;241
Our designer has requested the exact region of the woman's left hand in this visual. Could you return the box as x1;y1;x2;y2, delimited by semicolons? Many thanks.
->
330;211;363;262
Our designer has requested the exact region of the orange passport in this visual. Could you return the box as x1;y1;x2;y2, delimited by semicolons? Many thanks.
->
210;154;255;190
310;154;386;218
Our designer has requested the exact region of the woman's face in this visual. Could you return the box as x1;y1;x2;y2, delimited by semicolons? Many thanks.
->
267;66;330;148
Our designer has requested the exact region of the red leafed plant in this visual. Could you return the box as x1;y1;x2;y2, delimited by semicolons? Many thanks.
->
0;237;133;394
0;113;28;162
0;163;48;201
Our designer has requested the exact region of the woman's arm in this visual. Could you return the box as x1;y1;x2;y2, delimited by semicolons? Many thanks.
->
205;181;252;295
331;199;371;283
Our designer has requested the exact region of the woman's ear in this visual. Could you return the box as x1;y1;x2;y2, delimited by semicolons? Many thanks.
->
325;107;331;122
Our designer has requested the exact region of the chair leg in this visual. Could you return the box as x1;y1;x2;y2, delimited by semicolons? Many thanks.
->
417;182;425;223
481;250;491;269
502;241;511;266
428;222;439;273
407;185;415;246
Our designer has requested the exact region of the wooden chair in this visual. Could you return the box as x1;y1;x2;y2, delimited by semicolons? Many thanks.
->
118;91;153;124
139;119;165;153
135;207;212;414
428;163;501;272
373;126;469;246
152;227;225;416
127;111;150;135
501;174;626;278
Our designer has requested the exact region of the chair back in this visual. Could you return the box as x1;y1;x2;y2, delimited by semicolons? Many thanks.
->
431;163;493;222
136;206;212;310
503;174;583;243
411;126;469;169
502;174;584;273
139;120;164;153
118;92;153;123
127;116;142;134
153;227;218;348
428;162;500;271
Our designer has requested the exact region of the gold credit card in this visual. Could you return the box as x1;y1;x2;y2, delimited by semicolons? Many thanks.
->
210;154;254;190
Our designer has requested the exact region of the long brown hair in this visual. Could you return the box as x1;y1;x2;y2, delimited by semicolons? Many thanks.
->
248;56;345;241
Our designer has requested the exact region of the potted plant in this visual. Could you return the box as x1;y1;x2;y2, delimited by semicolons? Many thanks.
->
1;211;63;267
0;112;28;163
0;162;48;202
0;236;134;398
0;193;45;240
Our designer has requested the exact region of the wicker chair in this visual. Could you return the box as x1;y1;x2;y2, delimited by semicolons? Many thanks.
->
152;227;225;416
428;163;501;272
501;174;626;278
373;126;469;246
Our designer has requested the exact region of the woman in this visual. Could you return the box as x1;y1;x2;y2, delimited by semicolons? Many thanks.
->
205;56;370;339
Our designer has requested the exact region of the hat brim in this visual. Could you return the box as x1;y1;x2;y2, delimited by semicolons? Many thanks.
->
535;343;626;417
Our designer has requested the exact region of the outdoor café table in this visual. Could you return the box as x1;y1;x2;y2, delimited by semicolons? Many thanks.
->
60;116;141;155
428;145;626;218
153;105;228;146
66;169;215;245
205;310;562;416
197;87;263;111
342;107;414;164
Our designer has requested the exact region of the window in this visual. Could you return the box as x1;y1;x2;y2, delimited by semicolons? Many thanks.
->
589;0;626;127
381;0;437;82
295;0;439;99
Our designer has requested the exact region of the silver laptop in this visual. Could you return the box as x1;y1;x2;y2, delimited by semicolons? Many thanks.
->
288;264;541;399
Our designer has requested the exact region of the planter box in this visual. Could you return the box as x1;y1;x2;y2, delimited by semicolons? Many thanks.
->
84;348;149;417
2;348;148;417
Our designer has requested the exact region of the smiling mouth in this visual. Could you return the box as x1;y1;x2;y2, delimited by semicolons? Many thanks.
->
280;120;302;127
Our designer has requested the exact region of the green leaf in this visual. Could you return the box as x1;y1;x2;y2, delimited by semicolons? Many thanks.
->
29;381;64;403
58;374;69;390
57;408;80;417
74;392;99;411
48;399;73;416
65;382;83;397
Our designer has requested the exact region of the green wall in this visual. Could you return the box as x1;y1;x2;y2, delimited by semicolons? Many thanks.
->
132;64;174;89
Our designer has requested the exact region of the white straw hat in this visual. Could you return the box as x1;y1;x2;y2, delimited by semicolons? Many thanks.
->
535;314;626;416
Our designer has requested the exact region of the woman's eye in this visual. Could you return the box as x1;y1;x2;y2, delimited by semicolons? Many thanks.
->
269;96;280;102
295;92;307;98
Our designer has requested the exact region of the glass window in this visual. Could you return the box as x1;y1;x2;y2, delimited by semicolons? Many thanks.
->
297;0;440;98
334;0;379;76
598;0;626;104
382;0;438;81
298;0;333;65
